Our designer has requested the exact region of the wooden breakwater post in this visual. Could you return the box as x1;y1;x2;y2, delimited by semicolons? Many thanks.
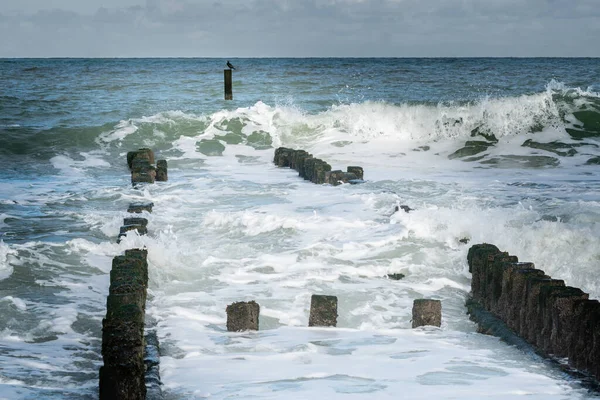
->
156;160;168;182
273;147;364;186
128;202;154;214
144;329;162;399
99;250;149;399
309;295;338;327
226;301;260;332
99;148;166;398
127;148;168;186
412;299;441;328
224;69;233;100
467;244;600;381
117;217;148;243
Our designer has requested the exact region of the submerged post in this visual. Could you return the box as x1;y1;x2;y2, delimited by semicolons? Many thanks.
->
224;69;233;100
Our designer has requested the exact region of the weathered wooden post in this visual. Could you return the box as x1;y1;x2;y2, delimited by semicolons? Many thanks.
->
226;301;259;331
412;299;442;328
127;148;155;169
100;253;149;400
128;202;154;214
224;69;233;100
117;223;148;243
347;166;363;180
309;295;338;327
156;159;168;182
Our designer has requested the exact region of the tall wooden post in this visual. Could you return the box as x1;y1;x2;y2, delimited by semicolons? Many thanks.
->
224;69;233;100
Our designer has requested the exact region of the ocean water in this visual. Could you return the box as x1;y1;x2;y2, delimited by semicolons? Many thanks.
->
1;58;600;399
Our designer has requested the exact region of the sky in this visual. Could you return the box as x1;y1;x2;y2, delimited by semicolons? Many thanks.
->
1;0;599;57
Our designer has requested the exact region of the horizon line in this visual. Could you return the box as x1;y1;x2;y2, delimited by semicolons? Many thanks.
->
2;56;600;60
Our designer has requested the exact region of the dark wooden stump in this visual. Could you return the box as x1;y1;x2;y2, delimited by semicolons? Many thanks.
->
224;69;233;100
127;202;154;213
156;159;168;181
127;148;155;169
412;299;441;328
226;301;260;331
309;295;338;327
347;166;363;180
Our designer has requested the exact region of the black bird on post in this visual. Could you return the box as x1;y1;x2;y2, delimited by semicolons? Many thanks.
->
227;61;236;70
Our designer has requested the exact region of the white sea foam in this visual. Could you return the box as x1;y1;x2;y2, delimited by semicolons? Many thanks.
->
156;325;590;399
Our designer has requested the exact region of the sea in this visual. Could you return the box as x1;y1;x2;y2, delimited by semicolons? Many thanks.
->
1;58;600;399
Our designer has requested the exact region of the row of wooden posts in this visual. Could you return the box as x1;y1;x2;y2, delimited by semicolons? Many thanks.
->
99;149;163;399
467;243;600;382
273;147;364;185
227;296;442;331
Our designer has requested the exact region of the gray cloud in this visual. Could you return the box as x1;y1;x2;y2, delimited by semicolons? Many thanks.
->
0;0;598;57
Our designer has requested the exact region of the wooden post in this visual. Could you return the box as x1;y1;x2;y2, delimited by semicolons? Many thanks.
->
226;301;259;331
100;253;149;399
309;295;338;327
412;299;441;328
224;69;233;100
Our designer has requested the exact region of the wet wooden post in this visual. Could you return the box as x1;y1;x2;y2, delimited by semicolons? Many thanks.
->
412;299;441;328
224;69;233;100
100;253;149;399
226;301;260;331
309;295;338;327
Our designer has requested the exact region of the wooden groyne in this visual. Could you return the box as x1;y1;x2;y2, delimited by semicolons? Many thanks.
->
100;148;165;399
273;147;363;185
467;244;600;381
100;250;149;399
226;295;441;331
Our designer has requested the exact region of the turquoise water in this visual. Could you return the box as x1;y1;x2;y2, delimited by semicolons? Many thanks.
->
1;58;600;399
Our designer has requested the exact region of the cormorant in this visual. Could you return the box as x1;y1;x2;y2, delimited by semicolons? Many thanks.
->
227;61;236;70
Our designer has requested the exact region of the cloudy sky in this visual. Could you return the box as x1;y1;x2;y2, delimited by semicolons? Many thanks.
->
1;0;599;57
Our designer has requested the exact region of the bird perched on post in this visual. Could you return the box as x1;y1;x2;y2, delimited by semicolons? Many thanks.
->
227;61;236;70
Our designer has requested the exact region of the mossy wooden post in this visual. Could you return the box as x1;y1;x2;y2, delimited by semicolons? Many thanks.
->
100;253;149;400
224;69;233;100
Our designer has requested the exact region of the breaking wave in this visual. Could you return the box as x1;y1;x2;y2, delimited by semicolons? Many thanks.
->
2;81;599;170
